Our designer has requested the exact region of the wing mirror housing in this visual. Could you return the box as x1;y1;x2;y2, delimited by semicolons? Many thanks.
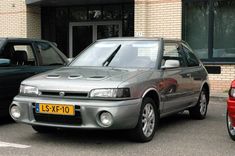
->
161;60;180;69
0;58;10;67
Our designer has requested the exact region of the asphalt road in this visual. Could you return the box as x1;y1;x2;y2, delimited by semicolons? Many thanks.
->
0;98;234;156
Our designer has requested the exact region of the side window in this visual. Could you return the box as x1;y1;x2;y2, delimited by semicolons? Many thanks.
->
1;43;36;66
163;43;186;67
183;45;200;67
36;42;64;66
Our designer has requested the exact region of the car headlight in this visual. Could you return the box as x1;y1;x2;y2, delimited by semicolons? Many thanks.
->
20;85;39;95
89;88;130;98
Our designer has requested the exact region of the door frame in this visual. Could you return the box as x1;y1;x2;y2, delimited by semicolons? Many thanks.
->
69;21;122;58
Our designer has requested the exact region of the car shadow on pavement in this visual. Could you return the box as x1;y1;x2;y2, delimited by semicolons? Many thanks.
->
0;116;14;125
22;112;195;145
159;111;191;130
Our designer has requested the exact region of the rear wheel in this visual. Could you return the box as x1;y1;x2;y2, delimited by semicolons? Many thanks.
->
189;90;208;119
130;97;159;142
226;111;235;141
32;125;57;133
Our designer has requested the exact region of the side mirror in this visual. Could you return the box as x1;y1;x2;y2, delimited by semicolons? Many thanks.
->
161;60;180;69
0;59;10;67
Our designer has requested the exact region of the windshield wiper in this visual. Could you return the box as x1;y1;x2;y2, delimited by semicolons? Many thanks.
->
102;45;121;66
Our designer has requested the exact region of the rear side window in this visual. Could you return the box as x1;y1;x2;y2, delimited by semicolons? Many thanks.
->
183;45;200;67
13;45;35;63
35;42;64;66
1;43;36;66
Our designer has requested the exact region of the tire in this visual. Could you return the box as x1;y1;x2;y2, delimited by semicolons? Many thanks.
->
32;125;57;133
226;111;235;141
189;89;208;120
129;97;159;142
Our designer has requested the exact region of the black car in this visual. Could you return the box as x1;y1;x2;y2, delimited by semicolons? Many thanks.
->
0;38;68;117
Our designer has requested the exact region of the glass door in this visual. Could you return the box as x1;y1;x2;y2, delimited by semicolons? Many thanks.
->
72;26;93;57
69;21;122;58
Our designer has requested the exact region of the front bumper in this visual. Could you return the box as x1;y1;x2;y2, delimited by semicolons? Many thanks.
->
10;95;142;129
227;98;235;127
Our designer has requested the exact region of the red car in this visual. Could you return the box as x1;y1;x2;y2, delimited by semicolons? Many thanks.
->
227;80;235;141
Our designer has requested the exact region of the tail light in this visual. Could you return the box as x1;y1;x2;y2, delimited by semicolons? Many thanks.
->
229;80;235;98
229;88;235;98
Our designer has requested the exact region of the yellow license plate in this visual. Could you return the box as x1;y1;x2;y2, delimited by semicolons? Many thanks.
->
36;103;75;116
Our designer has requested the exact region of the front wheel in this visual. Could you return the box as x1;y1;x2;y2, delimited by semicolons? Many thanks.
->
226;111;235;141
189;90;208;119
129;97;159;142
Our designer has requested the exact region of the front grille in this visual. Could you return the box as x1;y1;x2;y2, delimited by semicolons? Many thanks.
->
32;104;82;125
40;91;88;98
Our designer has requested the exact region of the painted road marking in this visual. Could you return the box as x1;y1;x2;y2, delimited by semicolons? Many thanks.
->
0;141;30;148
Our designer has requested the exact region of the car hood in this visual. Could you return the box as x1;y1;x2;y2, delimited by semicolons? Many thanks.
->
22;67;150;92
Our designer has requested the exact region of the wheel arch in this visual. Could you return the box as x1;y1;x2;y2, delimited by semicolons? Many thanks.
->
142;88;161;112
201;82;210;103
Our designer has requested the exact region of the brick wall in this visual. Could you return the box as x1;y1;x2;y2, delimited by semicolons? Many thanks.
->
0;0;41;38
26;6;41;38
208;65;235;94
134;0;182;38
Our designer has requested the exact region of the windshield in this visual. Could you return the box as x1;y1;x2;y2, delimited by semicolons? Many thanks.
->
70;40;160;68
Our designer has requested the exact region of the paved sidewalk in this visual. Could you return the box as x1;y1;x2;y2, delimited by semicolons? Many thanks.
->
211;93;228;100
0;98;234;156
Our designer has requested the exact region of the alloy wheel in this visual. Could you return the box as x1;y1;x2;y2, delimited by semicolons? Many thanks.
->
142;103;155;137
199;92;207;115
227;114;235;136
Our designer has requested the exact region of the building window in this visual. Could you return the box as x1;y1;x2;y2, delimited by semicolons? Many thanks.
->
183;0;235;64
213;1;235;58
103;5;122;20
70;7;87;21
88;6;102;20
183;1;209;59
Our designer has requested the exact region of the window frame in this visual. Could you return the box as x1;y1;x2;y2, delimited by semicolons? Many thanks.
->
162;41;188;68
182;0;235;64
181;44;200;67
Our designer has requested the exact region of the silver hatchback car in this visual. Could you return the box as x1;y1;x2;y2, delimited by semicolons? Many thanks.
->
10;38;209;142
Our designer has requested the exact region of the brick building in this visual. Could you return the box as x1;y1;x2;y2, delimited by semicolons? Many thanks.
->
0;0;234;94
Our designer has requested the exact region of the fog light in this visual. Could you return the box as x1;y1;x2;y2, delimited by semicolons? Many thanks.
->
10;105;21;119
100;112;113;127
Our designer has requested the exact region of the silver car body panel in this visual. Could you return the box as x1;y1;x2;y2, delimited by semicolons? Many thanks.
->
11;95;142;129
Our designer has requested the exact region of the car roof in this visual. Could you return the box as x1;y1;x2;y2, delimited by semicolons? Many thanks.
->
98;37;162;41
97;37;185;43
0;37;51;43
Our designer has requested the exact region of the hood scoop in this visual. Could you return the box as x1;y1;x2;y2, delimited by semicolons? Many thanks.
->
68;75;82;79
87;75;107;80
46;75;61;79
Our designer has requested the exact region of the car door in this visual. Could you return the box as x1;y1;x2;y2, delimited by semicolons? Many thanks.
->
161;42;193;114
182;44;203;103
0;41;40;114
